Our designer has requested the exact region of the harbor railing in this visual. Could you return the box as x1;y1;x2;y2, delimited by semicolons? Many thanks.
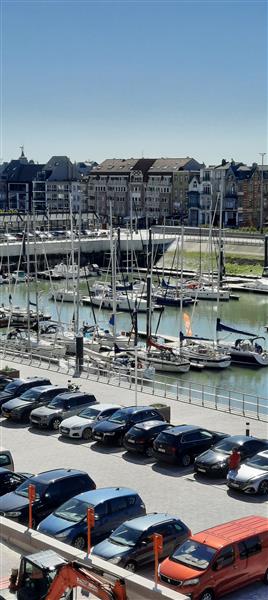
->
0;348;267;422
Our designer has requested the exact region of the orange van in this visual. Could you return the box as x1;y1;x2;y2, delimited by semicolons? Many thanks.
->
159;515;268;600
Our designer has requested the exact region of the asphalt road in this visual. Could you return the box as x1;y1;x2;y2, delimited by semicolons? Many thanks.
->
0;361;267;600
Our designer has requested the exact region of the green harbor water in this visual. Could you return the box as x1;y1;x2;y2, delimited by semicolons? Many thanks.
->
0;279;267;401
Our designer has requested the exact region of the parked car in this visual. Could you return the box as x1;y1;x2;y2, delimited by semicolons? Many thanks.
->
92;406;165;445
0;378;51;408
92;513;191;572
194;435;268;477
0;449;14;471
0;468;96;526
37;487;146;550
59;404;122;440
0;376;12;391
30;392;97;430
152;425;228;466
159;516;268;600
0;468;33;496
1;385;69;421
123;420;172;457
227;450;268;495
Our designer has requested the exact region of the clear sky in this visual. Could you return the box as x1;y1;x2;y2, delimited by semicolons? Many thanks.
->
1;0;267;166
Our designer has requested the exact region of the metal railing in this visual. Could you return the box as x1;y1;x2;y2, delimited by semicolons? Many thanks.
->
0;348;267;422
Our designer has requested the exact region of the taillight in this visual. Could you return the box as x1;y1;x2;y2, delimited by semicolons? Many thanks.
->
171;447;176;454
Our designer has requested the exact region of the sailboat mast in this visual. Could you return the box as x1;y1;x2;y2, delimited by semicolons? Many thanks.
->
109;199;116;340
32;203;40;342
26;212;31;347
216;174;224;344
179;227;184;347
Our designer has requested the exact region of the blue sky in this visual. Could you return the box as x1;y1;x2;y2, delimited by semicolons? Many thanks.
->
1;0;267;166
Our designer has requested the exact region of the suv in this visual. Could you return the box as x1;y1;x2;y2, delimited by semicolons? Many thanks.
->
37;487;146;550
1;386;68;422
153;425;228;466
194;435;268;477
0;378;51;408
92;513;191;572
123;420;172;457
30;392;97;430
59;404;122;440
92;406;165;445
0;468;96;526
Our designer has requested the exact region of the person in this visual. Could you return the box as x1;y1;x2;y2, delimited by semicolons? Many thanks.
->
228;447;241;477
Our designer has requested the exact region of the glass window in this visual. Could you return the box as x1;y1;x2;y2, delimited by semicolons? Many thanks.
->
20;389;42;401
109;524;142;547
127;496;137;507
110;497;128;513
239;536;262;559
172;540;216;570
79;395;94;406
15;479;47;500
216;545;234;569
0;454;10;466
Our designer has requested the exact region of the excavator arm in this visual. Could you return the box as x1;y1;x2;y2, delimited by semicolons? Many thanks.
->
46;562;126;600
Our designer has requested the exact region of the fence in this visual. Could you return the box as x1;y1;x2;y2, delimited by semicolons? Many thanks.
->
0;348;267;422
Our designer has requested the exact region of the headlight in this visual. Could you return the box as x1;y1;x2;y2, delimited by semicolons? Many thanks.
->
182;578;200;586
110;556;122;565
71;426;82;431
105;432;115;436
211;463;224;470
6;511;22;517
56;531;69;539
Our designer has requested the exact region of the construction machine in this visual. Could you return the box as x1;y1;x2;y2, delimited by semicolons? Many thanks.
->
2;549;126;600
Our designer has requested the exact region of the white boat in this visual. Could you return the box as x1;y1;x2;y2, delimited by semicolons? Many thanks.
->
49;262;99;280
219;338;268;367
186;286;230;301
49;289;76;303
180;340;231;369
84;347;155;380
11;270;28;284
4;333;66;358
137;339;191;373
83;292;160;313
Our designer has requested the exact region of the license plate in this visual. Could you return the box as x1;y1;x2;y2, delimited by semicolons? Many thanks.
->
158;448;166;453
197;467;206;473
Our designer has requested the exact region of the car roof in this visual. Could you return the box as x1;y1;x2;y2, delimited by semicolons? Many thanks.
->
75;487;139;504
122;513;179;531
113;406;152;415
53;392;94;400
134;420;168;431
194;516;268;549
217;435;266;445
161;425;201;436
82;404;121;412
0;467;12;475
23;385;64;394
30;469;87;483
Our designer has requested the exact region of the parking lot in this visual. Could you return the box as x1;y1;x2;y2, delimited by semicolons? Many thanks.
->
0;360;267;600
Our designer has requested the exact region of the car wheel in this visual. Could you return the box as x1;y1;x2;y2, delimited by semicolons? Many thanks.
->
125;561;137;573
72;535;86;550
145;446;153;458
258;480;268;495
82;428;92;441
181;453;191;467
199;589;215;600
263;568;268;584
51;417;61;430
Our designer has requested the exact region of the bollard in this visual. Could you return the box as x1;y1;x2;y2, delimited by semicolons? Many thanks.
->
28;484;36;529
87;507;95;555
152;533;163;587
245;421;250;436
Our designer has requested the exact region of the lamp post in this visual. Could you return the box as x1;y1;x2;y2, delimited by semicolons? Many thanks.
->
259;152;266;234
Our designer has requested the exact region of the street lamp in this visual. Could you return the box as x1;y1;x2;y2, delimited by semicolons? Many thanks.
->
259;152;266;234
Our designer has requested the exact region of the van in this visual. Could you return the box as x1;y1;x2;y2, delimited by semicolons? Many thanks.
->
159;515;268;600
0;449;14;471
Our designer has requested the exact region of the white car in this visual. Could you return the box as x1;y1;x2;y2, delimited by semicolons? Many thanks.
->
59;403;122;440
227;450;268;495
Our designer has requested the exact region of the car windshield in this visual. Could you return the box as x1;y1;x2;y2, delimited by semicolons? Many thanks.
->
54;499;94;523
47;397;65;408
212;439;240;454
171;540;216;570
108;410;127;424
246;455;268;470
20;389;42;401
15;479;47;500
5;381;22;392
79;407;100;420
109;524;142;547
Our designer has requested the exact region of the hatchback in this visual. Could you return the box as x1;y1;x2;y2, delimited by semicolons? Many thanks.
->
92;513;191;572
59;404;122;440
0;468;96;526
92;406;165;445
1;385;68;422
0;378;51;408
37;487;146;550
30;392;97;430
153;425;228;466
123;420;172;457
227;450;268;495
0;468;33;496
194;435;268;477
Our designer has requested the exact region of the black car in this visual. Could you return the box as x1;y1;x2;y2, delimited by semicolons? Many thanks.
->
194;435;268;477
1;385;68;421
0;468;96;526
0;376;12;391
0;468;33;496
123;420;172;457
92;406;165;445
0;378;51;409
152;425;228;466
92;513;191;572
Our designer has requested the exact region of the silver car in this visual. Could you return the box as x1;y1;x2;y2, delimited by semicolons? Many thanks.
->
59;404;122;440
227;450;268;495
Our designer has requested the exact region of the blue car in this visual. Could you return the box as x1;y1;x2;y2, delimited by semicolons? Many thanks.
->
37;487;146;550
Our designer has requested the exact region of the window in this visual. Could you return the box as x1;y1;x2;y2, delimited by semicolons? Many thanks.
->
238;536;262;559
215;546;234;569
127;496;137;507
0;454;10;467
172;523;184;534
110;497;128;513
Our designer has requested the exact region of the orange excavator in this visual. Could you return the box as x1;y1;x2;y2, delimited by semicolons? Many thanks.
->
6;549;126;600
